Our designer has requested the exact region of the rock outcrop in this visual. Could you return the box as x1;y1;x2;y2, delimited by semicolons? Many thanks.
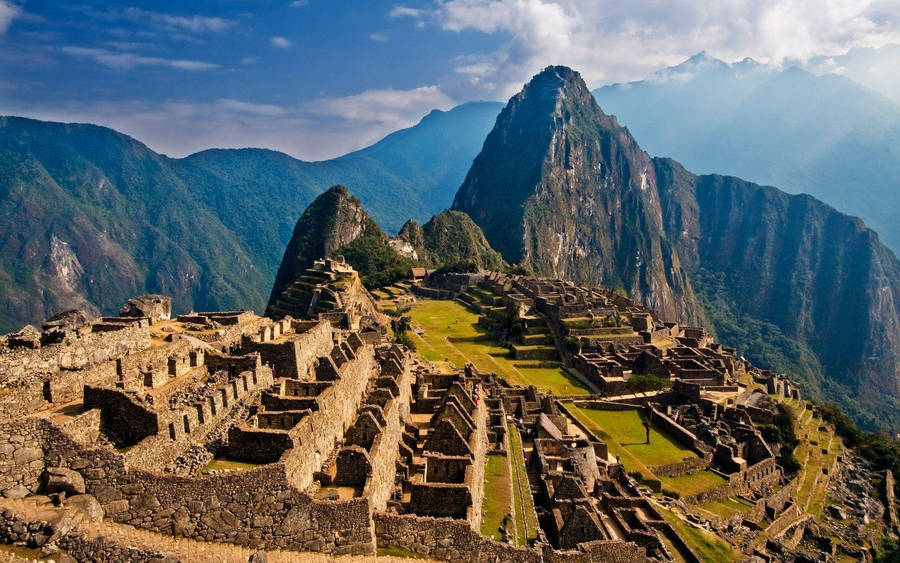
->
119;295;171;322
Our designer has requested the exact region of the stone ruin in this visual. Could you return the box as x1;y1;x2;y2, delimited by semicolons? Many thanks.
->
0;262;894;562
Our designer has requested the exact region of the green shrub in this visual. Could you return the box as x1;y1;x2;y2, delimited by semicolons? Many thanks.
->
394;331;417;351
626;374;672;393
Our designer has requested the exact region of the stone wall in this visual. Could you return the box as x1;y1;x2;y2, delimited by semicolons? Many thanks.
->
0;418;45;494
543;539;648;562
282;345;376;491
647;404;705;454
0;508;176;563
0;417;377;555
651;456;709;478
0;323;150;421
374;512;541;562
83;385;159;447
124;367;273;472
363;355;412;510
242;321;333;380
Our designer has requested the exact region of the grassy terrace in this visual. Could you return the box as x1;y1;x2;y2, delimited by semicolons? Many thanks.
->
408;299;590;396
481;453;513;541
699;496;755;518
565;404;730;502
565;405;696;468
660;471;727;497
480;427;539;546
656;504;740;562
508;427;539;543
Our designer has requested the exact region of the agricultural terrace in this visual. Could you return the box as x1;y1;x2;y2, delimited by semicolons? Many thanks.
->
407;298;590;396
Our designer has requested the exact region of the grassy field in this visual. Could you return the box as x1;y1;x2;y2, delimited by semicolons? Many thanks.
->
566;405;697;467
408;299;590;396
508;427;539;543
565;404;728;499
699;496;755;518
200;457;261;474
481;453;513;541
660;471;727;497
656;504;741;562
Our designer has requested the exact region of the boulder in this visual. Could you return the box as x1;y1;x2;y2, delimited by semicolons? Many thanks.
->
44;467;85;496
120;295;172;321
66;494;104;522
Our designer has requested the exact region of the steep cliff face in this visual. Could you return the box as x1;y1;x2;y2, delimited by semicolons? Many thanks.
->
453;66;701;323
655;158;900;425
452;65;900;431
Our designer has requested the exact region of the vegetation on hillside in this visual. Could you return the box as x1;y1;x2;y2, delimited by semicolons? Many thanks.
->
336;217;417;289
759;404;802;474
818;402;900;493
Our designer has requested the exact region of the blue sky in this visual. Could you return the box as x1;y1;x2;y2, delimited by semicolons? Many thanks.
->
1;0;898;159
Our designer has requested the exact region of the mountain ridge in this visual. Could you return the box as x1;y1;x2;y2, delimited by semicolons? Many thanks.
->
593;55;900;254
0;103;501;331
453;65;900;431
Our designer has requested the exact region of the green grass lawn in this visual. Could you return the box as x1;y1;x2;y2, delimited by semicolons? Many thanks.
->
508;427;539;543
566;405;697;468
660;471;728;497
699;496;755;518
656;504;740;562
481;453;513;541
409;299;590;396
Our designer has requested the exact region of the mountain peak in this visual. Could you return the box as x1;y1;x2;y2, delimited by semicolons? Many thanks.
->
266;185;371;313
452;65;700;323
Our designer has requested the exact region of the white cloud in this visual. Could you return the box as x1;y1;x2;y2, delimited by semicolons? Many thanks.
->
390;6;426;19
421;0;900;97
62;46;219;71
290;0;310;7
270;36;292;48
0;0;20;34
308;85;455;127
370;31;389;42
215;99;287;116
101;7;233;34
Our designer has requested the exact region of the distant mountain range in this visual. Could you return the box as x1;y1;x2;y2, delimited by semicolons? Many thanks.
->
593;52;900;254
0;102;500;331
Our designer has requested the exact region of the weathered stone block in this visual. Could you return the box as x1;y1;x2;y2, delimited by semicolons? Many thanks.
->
67;494;104;522
44;467;85;495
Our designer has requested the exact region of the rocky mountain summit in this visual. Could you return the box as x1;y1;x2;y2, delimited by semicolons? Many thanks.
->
454;66;701;325
453;65;900;431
